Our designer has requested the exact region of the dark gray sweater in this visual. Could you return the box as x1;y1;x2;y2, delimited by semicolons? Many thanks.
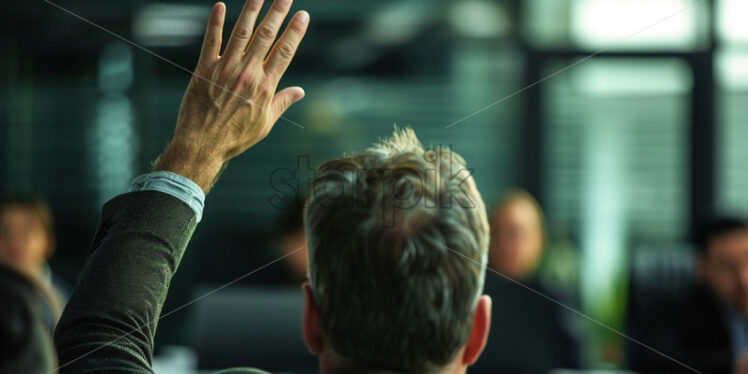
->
53;191;269;374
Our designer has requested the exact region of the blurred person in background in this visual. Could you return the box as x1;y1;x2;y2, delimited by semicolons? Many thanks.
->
0;264;59;374
275;197;307;285
488;190;545;280
252;197;308;286
472;190;581;374
53;1;493;373
628;217;748;374
0;196;68;318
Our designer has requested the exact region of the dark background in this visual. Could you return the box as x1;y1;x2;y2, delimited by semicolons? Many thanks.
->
2;0;747;368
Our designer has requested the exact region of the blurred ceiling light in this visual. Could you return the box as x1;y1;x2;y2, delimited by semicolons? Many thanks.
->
717;53;748;90
718;0;748;44
364;1;435;45
133;3;210;47
571;58;691;95
447;0;511;38
572;0;701;50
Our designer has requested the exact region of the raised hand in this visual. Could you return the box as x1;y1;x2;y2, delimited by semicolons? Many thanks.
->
155;0;309;192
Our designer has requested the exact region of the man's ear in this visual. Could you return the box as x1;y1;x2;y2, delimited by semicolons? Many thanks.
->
462;295;492;366
302;282;323;355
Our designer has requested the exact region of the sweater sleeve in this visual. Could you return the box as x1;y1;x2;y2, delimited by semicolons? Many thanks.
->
54;191;197;373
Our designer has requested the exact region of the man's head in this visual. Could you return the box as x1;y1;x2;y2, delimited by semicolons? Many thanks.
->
696;217;748;314
301;128;491;374
0;265;57;374
0;196;55;279
488;191;544;280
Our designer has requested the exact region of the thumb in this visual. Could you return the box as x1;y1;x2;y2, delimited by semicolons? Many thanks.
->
272;86;305;117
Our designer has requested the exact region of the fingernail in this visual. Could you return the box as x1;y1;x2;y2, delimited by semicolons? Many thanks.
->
295;88;306;102
297;11;309;24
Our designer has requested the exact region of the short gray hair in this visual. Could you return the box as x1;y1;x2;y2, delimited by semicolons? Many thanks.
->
305;128;489;373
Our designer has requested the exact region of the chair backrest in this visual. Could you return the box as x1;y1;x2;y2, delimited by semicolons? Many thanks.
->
627;244;696;312
624;244;696;369
188;285;317;373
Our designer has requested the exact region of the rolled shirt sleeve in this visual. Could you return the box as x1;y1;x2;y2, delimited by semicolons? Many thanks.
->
129;171;206;222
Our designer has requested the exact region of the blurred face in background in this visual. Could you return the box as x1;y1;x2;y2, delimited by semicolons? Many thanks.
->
0;205;52;279
488;196;544;280
700;229;748;315
281;227;308;283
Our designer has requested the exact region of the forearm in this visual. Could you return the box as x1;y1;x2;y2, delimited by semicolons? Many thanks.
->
53;0;308;369
54;191;197;373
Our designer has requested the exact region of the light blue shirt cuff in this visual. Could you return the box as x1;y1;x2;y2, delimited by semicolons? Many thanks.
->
129;171;206;222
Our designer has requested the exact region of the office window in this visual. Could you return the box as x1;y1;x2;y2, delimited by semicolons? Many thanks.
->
523;0;708;50
716;0;748;215
717;0;748;45
544;58;690;241
543;58;691;320
717;51;748;214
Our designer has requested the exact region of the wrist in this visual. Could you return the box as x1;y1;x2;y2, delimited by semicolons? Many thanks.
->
153;141;226;194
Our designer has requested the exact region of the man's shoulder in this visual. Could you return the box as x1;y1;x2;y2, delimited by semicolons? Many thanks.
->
212;368;275;374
